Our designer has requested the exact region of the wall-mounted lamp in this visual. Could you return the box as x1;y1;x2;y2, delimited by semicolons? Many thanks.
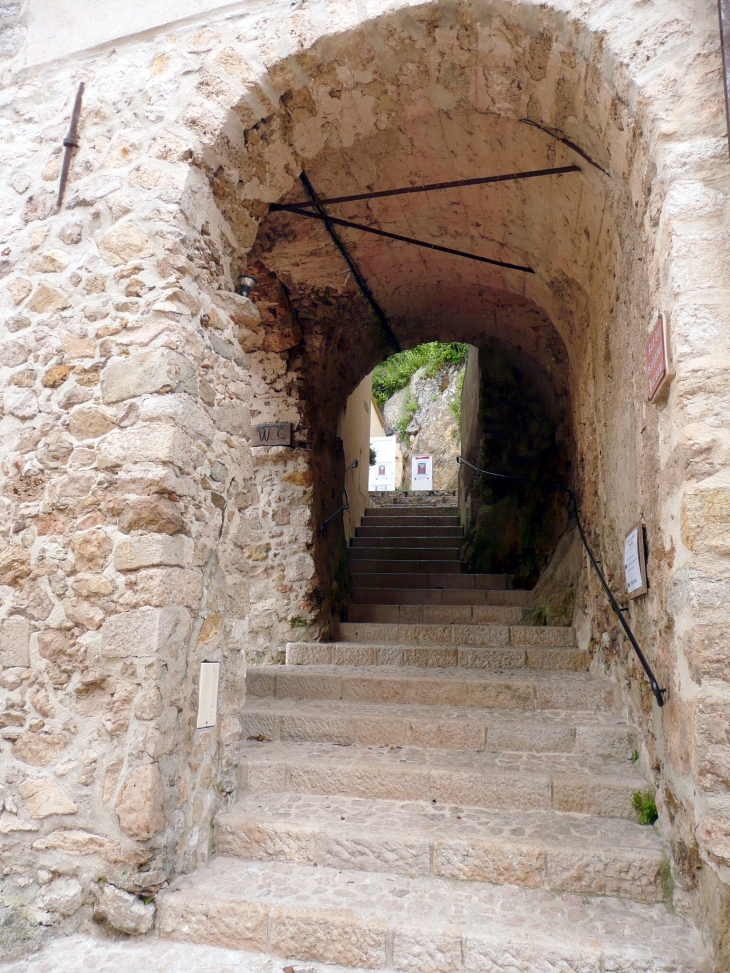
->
237;275;257;298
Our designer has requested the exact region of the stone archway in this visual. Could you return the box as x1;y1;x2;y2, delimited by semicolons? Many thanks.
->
0;0;728;961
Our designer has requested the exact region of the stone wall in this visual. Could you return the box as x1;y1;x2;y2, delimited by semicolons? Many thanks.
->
0;0;728;964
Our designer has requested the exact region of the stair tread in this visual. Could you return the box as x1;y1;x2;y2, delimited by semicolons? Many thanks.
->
240;738;646;783
249;663;607;686
242;695;633;726
219;792;663;853
159;859;703;967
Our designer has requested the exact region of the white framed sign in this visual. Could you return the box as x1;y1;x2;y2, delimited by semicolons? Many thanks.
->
196;661;220;729
411;455;433;491
624;523;648;599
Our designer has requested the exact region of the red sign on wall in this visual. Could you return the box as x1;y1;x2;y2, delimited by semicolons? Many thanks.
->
646;313;668;401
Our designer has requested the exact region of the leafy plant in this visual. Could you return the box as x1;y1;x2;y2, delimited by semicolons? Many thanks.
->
369;446;377;466
288;615;308;628
632;790;658;825
372;342;469;408
396;390;419;441
631;749;639;764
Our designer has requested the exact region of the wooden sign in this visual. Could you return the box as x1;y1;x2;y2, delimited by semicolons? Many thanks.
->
253;422;292;446
646;313;671;401
624;523;648;599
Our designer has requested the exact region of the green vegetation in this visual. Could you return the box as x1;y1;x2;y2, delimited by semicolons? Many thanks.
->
396;390;419;441
372;342;469;409
632;790;658;825
288;616;308;628
369;446;377;466
631;749;640;763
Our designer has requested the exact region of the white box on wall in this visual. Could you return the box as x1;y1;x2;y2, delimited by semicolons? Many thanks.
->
196;661;220;729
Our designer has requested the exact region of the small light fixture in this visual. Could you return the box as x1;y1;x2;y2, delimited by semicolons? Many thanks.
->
237;274;257;298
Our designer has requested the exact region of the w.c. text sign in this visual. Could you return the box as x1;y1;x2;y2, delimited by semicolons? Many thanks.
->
253;422;292;446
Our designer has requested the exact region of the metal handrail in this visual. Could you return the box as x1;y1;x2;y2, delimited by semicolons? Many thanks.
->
457;455;667;707
319;459;359;537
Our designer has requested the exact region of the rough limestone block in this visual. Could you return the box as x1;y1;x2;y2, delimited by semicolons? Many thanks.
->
466;679;535;710
279;714;354;746
405;718;485;751
286;642;333;665
0;616;30;667
430;769;551;811
317;828;430;876
96;424;201;473
510;625;576;647
333;645;378;666
115;763;165;840
268;905;388;969
403;646;458;668
114;533;192;571
487;719;574;754
457;647;525;669
392;925;463;973
101;349;198;404
18;779;77;817
157;891;268;950
433;835;546;886
552;773;638;819
101;606;191;659
36;876;84;916
546;845;663;902
93;883;155;934
355;716;406;747
525;647;588;671
452;625;510;646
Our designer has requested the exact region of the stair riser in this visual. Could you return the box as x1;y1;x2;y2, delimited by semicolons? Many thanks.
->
352;561;462;573
286;643;589;672
365;507;458;517
356;517;464;537
157;892;694;973
337;623;576;647
347;544;459;570
352;573;506;589
247;671;619;713
214;817;664;903
346;605;525;624
241;759;641;819
241;710;638;758
352;537;462;549
352;588;528;606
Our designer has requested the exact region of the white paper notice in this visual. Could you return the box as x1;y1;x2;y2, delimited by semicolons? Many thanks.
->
624;527;643;594
196;662;220;729
411;455;433;490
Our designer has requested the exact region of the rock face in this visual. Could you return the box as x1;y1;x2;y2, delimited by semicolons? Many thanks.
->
382;364;463;491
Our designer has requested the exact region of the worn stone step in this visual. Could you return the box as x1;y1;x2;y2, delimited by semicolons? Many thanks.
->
352;587;528;606
286;642;588;672
337;621;576;647
365;505;458;517
351;571;505;588
215;793;666;902
157;860;707;971
351;535;462;549
246;665;619;712
238;740;645;818
357;517;464;537
240;698;638;757
351;559;462;574
346;604;525;624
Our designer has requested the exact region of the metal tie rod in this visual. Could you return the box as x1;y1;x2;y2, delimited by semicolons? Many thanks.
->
272;205;534;273
270;164;580;210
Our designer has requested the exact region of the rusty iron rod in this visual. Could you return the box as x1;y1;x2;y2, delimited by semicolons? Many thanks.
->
271;165;580;211
299;172;401;352
57;82;85;209
274;204;534;273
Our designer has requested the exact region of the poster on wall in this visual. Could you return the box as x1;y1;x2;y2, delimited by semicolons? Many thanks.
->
369;436;397;491
411;455;433;490
624;523;648;598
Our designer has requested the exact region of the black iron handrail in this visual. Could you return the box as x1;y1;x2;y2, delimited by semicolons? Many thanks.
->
319;459;359;537
456;455;667;707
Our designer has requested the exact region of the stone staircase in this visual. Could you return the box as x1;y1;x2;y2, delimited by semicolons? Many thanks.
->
156;502;709;972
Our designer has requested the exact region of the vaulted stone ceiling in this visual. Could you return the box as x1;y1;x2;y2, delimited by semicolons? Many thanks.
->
252;108;608;397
